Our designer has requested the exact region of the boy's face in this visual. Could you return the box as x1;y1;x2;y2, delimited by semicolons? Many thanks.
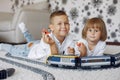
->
50;15;70;38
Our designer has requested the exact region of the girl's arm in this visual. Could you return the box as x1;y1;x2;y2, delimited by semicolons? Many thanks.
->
77;43;87;57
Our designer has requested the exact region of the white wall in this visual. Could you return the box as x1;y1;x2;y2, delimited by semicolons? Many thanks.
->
33;0;47;3
49;0;120;42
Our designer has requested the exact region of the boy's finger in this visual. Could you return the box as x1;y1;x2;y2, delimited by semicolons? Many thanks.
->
42;32;45;37
44;34;48;39
42;28;46;32
45;34;52;42
68;47;73;51
67;47;70;49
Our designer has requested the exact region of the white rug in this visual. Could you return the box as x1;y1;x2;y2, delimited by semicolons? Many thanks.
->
0;47;120;80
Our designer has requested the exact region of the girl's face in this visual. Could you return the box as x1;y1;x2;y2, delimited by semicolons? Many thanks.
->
50;15;70;38
86;27;101;43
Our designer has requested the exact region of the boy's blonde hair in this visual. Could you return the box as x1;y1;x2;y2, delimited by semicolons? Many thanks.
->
50;10;68;24
82;17;107;41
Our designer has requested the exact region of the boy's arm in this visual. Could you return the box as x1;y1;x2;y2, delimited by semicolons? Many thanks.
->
50;43;58;55
28;39;50;59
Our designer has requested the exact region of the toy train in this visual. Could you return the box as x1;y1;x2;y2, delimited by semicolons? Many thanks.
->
46;52;120;69
46;55;79;68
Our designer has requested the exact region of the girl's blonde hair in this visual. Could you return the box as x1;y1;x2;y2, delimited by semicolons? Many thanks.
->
82;17;107;41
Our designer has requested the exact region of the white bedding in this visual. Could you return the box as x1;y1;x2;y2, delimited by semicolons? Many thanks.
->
0;45;120;80
0;46;120;80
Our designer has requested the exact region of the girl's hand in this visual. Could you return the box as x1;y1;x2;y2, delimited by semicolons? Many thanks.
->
77;43;87;57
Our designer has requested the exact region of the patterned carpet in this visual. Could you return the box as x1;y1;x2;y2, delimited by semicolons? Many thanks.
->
0;49;120;80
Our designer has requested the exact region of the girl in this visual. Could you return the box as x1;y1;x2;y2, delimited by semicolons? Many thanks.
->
76;17;107;56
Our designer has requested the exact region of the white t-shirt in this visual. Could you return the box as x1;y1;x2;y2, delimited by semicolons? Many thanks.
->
75;39;106;56
87;41;106;56
28;32;76;61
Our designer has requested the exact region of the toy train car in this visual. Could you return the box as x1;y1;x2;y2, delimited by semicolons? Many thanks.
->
46;52;120;69
110;52;120;67
46;55;79;68
80;56;111;69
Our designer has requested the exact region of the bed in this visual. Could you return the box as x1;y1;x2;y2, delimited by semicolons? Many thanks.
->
0;44;120;80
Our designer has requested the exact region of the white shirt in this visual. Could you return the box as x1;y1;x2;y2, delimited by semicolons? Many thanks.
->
87;41;106;56
74;39;106;56
28;32;76;61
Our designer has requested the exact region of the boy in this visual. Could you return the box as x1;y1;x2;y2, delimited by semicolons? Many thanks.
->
28;10;86;60
0;11;86;62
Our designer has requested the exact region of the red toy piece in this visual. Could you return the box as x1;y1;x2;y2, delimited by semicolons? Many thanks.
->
42;28;50;35
76;42;81;47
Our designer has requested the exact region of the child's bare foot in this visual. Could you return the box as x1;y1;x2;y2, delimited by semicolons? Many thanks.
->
28;42;33;48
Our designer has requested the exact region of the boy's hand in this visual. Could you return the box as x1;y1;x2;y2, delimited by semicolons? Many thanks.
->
42;29;58;55
42;29;55;45
67;47;75;55
77;43;87;57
